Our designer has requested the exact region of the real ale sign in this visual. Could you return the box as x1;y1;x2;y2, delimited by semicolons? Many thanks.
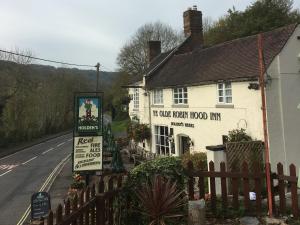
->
73;136;103;171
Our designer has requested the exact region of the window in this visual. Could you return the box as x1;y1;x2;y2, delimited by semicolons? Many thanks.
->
154;125;170;155
173;87;188;104
153;89;163;105
218;83;232;104
133;88;139;109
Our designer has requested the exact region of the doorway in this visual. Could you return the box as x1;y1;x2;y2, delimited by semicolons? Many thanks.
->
180;135;190;155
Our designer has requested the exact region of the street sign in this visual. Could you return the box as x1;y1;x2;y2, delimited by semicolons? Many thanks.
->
73;136;103;171
31;192;51;220
75;95;102;135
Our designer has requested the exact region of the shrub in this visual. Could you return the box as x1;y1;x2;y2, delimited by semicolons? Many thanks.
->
136;175;187;225
120;157;187;225
127;122;151;143
228;128;252;142
181;152;208;171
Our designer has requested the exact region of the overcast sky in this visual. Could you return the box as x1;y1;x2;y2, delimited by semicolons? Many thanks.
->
1;0;300;71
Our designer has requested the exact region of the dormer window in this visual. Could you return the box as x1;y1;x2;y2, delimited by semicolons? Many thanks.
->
218;82;232;104
173;87;188;104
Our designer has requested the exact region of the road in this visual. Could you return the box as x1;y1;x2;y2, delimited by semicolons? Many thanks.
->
0;133;73;225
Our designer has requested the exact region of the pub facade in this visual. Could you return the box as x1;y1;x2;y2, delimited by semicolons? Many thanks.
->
127;7;300;172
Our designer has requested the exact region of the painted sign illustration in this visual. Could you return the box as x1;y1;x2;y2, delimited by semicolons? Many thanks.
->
73;136;103;171
76;96;102;134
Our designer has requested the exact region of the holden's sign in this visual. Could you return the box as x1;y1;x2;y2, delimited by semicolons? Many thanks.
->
75;96;102;135
73;93;103;173
73;136;103;171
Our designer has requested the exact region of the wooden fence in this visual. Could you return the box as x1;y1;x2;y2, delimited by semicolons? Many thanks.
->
186;161;299;217
32;173;126;225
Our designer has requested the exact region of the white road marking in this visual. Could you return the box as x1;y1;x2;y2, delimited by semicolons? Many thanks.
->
67;138;73;142
16;154;71;225
0;170;12;177
22;156;37;165
57;142;65;147
0;164;19;170
42;148;54;155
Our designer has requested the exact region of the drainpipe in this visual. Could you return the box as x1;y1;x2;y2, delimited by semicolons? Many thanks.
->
147;90;152;153
258;34;273;217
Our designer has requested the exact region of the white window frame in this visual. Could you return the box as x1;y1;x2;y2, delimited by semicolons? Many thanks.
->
154;125;170;155
133;88;139;109
173;87;188;105
217;82;232;104
153;89;163;105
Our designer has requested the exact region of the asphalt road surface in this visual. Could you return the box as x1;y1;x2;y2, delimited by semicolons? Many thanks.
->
0;133;73;225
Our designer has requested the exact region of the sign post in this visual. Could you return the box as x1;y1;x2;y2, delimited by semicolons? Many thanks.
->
73;93;103;185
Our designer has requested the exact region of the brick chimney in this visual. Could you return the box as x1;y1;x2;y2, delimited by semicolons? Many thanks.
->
148;41;161;64
183;5;203;48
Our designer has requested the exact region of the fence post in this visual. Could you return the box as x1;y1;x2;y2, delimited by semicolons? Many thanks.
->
47;211;53;225
72;193;78;225
242;162;250;212
254;162;262;214
220;162;228;211
108;177;114;225
91;184;96;225
231;165;239;210
85;187;90;225
96;195;105;225
197;161;205;200
277;163;286;214
187;161;195;200
99;176;105;193
209;161;216;212
290;164;299;218
65;199;71;216
79;191;84;225
56;204;63;224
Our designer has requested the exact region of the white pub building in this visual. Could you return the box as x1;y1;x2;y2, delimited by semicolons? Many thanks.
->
127;6;300;173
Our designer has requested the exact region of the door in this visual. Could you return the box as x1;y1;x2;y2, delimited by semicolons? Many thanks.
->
181;136;190;155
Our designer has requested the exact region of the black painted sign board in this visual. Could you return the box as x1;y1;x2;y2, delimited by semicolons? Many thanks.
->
31;192;51;220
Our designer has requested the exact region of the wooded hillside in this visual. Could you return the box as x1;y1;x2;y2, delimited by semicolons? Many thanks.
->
0;60;119;146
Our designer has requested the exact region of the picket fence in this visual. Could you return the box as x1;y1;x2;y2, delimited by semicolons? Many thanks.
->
32;173;126;225
186;161;299;217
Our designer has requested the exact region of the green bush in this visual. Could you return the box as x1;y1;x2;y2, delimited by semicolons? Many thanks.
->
181;152;208;171
120;157;187;225
127;122;151;143
228;128;252;142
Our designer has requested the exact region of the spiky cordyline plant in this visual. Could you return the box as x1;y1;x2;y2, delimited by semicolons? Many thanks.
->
136;175;187;225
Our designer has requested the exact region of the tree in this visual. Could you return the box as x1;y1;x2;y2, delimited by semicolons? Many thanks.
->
117;21;184;77
204;0;300;46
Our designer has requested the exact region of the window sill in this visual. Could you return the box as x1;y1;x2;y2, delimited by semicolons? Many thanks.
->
215;104;234;108
172;104;189;108
133;108;139;111
151;104;164;108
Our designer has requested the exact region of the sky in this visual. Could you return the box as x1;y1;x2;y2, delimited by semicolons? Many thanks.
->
0;0;300;72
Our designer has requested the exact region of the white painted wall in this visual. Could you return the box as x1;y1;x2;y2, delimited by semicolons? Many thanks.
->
266;25;300;173
129;82;264;162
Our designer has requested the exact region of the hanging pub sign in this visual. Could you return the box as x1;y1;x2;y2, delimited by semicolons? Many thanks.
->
73;92;103;172
31;192;51;220
73;136;103;171
75;95;103;135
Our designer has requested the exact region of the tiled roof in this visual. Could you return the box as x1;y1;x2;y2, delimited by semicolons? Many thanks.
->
146;24;297;89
